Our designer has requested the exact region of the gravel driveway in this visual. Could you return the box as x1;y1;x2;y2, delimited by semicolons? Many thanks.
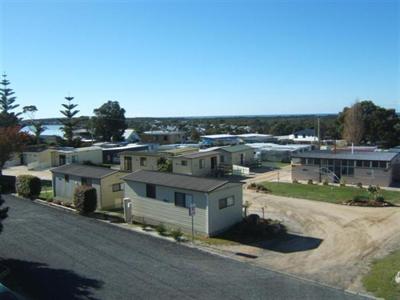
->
215;190;400;294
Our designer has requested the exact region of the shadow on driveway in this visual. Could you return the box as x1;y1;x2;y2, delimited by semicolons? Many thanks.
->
0;258;103;300
256;233;323;253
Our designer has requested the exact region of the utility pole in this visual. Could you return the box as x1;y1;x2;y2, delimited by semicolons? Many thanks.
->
318;117;320;148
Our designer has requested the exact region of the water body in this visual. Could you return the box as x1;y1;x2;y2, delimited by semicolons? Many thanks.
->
22;124;64;137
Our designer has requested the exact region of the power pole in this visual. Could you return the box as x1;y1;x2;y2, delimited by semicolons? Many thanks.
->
317;116;321;149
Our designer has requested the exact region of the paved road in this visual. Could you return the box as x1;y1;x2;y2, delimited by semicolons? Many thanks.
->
0;195;368;300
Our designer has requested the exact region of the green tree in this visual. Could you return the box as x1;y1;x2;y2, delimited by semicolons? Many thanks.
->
0;126;27;175
0;74;21;127
60;96;79;145
23;105;46;144
338;100;400;148
92;101;127;142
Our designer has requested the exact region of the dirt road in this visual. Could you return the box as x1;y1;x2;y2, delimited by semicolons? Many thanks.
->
216;190;400;293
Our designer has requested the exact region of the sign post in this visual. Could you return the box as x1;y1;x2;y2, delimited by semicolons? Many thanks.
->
188;203;196;243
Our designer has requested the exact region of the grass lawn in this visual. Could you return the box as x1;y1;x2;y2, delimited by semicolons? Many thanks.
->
363;250;400;300
260;182;400;205
39;186;53;201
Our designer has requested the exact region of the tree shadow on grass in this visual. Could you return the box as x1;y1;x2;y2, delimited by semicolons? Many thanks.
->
1;258;103;300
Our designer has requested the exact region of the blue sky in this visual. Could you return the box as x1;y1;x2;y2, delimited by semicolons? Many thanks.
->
1;0;399;118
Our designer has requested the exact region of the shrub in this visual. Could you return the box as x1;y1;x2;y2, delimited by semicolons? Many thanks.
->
248;183;257;189
356;182;363;189
16;175;42;199
352;195;368;203
322;179;329;186
156;223;167;236
375;195;385;203
256;184;270;193
171;228;183;241
292;179;299;184
307;179;313;185
73;185;97;214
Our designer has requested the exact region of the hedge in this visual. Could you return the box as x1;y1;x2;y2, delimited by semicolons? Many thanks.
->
16;175;42;199
73;185;97;214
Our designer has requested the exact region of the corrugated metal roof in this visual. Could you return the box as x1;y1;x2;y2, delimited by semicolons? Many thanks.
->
123;170;232;192
119;151;162;157
51;164;118;179
292;150;399;161
178;151;220;159
219;144;253;153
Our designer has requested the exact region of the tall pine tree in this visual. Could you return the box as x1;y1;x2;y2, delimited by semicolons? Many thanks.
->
60;96;79;145
0;74;21;127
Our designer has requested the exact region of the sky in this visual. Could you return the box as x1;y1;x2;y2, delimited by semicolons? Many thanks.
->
1;0;399;118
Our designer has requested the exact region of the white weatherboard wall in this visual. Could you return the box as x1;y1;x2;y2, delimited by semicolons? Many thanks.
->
124;180;244;236
124;181;208;234
207;184;243;235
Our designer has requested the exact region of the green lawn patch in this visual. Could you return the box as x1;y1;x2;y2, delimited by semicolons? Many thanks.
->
260;182;400;205
39;186;53;201
363;250;400;300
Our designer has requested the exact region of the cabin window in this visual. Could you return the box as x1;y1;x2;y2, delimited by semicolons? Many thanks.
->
379;161;387;168
146;184;156;199
219;196;235;209
64;174;69;182
124;157;132;171
174;192;192;208
81;178;92;186
140;157;147;167
356;160;362;167
112;183;123;192
181;160;187;166
363;160;371;168
372;161;379;168
199;159;205;169
220;155;225;163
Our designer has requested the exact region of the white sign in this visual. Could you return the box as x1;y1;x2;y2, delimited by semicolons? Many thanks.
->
188;203;196;216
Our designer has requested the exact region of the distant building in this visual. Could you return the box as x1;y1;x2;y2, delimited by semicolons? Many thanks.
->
247;143;312;162
21;146;103;170
292;150;400;187
141;131;185;145
51;164;125;209
277;129;318;144
99;143;148;164
217;144;255;166
119;147;198;172
123;129;140;143
123;170;243;236
200;134;243;147
172;151;220;177
236;133;276;143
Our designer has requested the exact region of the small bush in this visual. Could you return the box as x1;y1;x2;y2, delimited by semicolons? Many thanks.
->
73;185;97;214
292;179;299;184
16;175;42;199
171;228;183;241
322;179;329;186
356;182;363;189
256;184;270;193
307;179;313;185
156;223;167;236
352;195;368;202
248;183;257;189
375;195;385;203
